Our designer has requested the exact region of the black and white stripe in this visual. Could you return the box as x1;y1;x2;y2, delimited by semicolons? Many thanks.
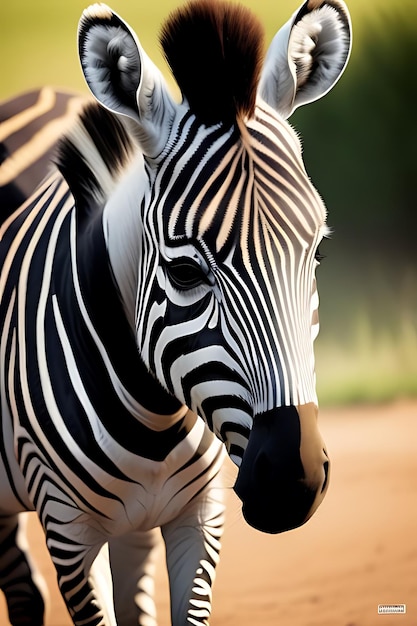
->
0;87;85;219
0;0;351;624
0;97;226;626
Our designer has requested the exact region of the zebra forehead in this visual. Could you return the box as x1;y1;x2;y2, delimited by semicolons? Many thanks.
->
163;106;326;253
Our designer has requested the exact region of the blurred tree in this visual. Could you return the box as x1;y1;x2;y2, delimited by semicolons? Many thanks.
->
292;3;417;257
289;3;417;340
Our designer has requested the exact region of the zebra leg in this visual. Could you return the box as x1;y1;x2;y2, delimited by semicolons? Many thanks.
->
161;486;225;626
44;524;117;626
109;528;161;626
0;513;47;626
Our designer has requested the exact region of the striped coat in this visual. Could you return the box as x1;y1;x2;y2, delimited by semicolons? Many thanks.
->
0;1;351;624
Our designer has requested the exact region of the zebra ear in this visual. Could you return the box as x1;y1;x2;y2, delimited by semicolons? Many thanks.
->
259;0;352;119
78;4;176;156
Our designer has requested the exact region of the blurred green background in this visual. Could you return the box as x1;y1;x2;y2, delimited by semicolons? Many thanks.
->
2;0;416;406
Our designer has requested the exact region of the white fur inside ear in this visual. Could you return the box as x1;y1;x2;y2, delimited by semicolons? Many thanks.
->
81;24;141;117
290;17;322;87
289;6;350;96
117;55;129;71
258;0;351;119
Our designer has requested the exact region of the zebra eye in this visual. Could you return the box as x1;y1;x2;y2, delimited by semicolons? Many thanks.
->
166;258;207;290
315;246;326;263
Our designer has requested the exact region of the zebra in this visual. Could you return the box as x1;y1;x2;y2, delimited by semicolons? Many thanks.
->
0;0;352;625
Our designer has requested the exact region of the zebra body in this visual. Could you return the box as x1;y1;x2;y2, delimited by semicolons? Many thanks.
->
1;167;226;626
0;1;351;624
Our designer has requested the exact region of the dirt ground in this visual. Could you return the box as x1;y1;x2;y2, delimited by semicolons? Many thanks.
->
1;400;416;625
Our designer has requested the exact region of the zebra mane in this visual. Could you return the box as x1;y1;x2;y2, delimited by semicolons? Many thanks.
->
160;0;264;126
57;102;137;217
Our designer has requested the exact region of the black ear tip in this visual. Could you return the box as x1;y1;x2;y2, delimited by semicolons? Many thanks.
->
78;4;132;58
79;4;113;48
80;3;114;27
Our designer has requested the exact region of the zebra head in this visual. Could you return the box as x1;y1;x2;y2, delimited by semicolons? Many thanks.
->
78;0;351;533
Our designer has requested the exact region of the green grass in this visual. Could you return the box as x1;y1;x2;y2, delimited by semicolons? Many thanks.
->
314;248;417;407
316;314;417;406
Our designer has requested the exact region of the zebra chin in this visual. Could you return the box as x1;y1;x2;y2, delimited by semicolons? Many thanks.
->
233;404;330;534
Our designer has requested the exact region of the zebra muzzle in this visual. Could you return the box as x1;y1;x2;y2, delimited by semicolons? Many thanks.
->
233;404;329;534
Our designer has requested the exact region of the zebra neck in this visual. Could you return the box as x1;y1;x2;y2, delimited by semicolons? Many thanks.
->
102;156;145;329
75;206;184;422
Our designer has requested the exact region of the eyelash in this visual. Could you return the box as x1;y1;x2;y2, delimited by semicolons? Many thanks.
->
315;246;326;263
166;257;209;291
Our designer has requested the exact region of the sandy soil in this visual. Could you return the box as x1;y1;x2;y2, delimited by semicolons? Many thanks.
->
1;400;416;625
